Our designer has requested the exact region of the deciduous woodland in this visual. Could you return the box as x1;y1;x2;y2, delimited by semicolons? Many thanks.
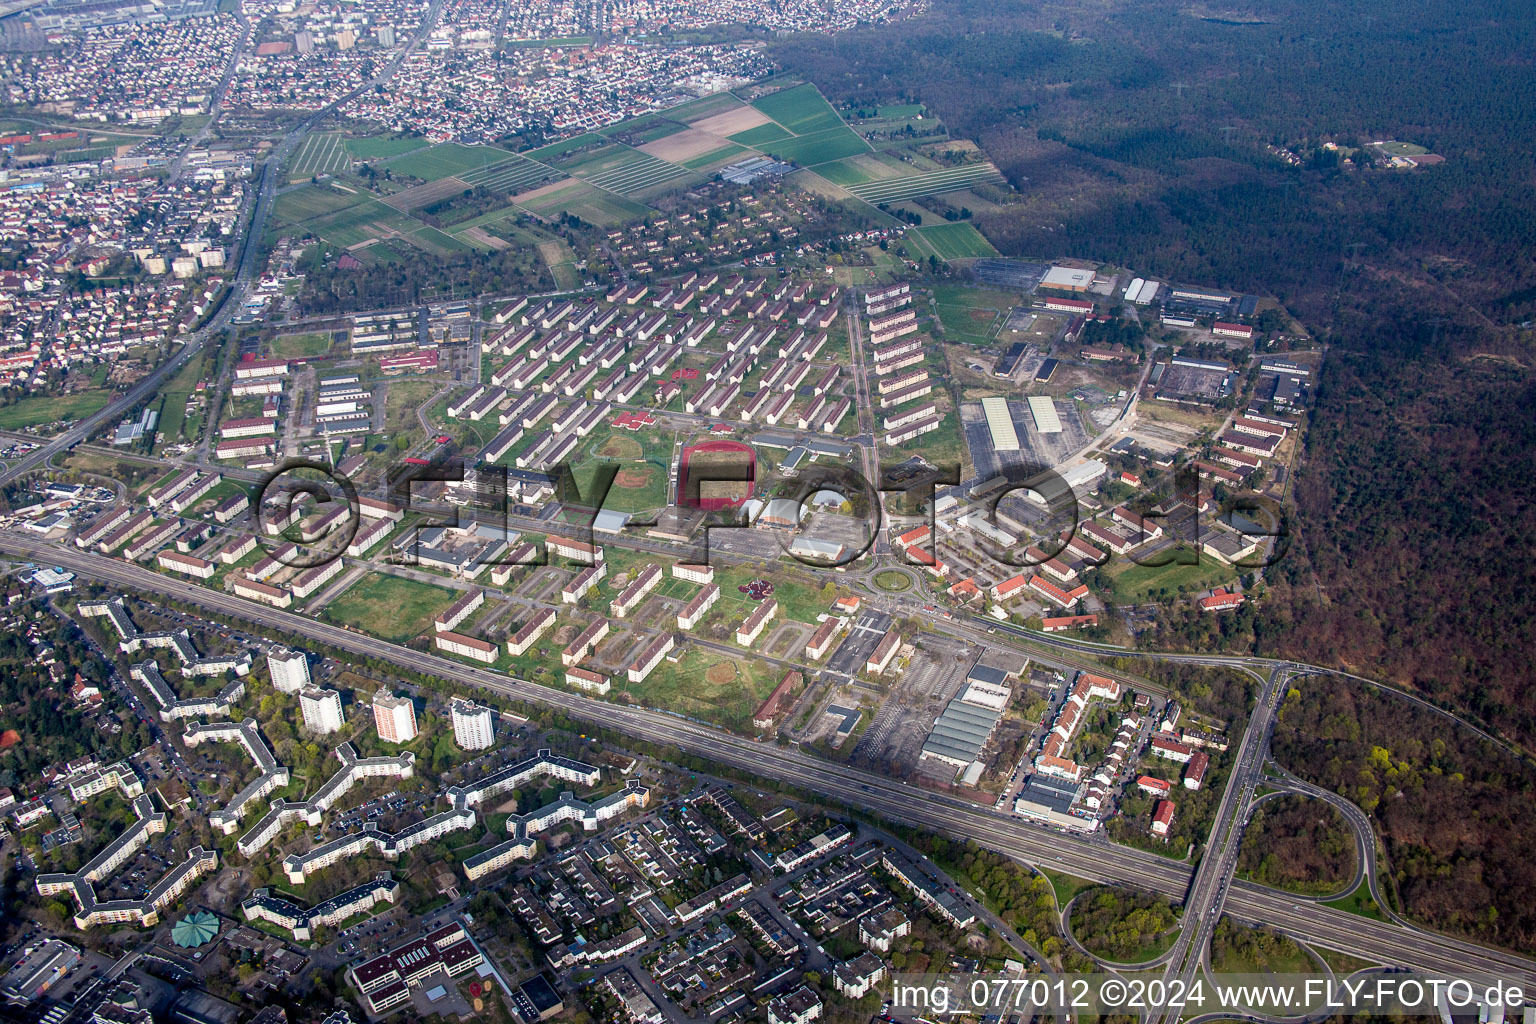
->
778;0;1536;745
1272;675;1536;953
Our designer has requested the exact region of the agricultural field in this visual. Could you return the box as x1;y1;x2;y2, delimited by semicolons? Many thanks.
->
322;572;457;643
569;147;693;197
905;222;999;260
344;134;430;160
459;154;560;193
843;162;1006;204
727;122;793;147
271;183;362;224
385;142;515;181
599;115;688;145
514;179;652;227
762;127;871;166
812;152;917;187
750;82;845;135
680;142;749;171
288;133;351;181
666;90;750;125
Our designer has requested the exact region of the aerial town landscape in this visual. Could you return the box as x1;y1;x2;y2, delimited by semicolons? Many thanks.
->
0;0;1533;1021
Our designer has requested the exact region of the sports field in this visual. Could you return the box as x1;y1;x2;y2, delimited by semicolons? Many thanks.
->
844;162;1006;203
289;133;350;180
906;222;999;260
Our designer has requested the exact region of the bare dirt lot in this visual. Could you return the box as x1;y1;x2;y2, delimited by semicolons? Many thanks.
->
640;128;730;163
690;107;772;137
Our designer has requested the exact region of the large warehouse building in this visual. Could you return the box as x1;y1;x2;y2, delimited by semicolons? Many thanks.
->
1027;396;1062;434
981;396;1020;451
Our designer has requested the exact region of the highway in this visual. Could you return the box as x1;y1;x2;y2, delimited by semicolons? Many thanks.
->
7;536;1534;984
1156;663;1289;1022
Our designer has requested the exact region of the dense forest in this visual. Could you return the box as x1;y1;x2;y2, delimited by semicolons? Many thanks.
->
775;0;1536;744
1236;794;1356;895
1271;675;1536;954
775;0;1536;326
1068;888;1180;962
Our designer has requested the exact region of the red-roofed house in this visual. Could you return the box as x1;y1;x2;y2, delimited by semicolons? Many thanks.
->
991;574;1029;602
1042;614;1098;632
1199;588;1245;613
1137;775;1171;797
1151;799;1176;837
1183;751;1210;790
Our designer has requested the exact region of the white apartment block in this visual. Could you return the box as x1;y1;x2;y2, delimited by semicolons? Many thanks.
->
267;654;308;693
299;686;345;734
451;699;495;750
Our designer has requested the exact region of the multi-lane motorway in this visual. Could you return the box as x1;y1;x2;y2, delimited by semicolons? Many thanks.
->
6;536;1533;985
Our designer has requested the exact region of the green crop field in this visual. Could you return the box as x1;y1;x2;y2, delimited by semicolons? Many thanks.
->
907;222;999;260
599;115;687;144
515;180;652;226
727;122;793;147
459;154;560;193
668;91;750;124
761;126;870;166
526;133;606;164
844;162;1006;204
751;82;845;135
271;185;364;225
811;152;917;186
386;142;515;180
577;149;692;196
323;572;457;642
289;133;351;180
681;143;749;170
344;134;430;160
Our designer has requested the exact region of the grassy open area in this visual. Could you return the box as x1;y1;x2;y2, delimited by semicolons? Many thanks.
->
906;221;999;260
1101;552;1241;604
1321;882;1389;922
873;570;911;592
321;572;457;643
0;389;113;430
616;646;782;734
933;283;1018;343
271;331;332;358
1038;867;1096;907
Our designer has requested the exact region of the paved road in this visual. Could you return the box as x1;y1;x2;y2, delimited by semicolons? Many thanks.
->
1156;663;1289;1023
5;536;1533;984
